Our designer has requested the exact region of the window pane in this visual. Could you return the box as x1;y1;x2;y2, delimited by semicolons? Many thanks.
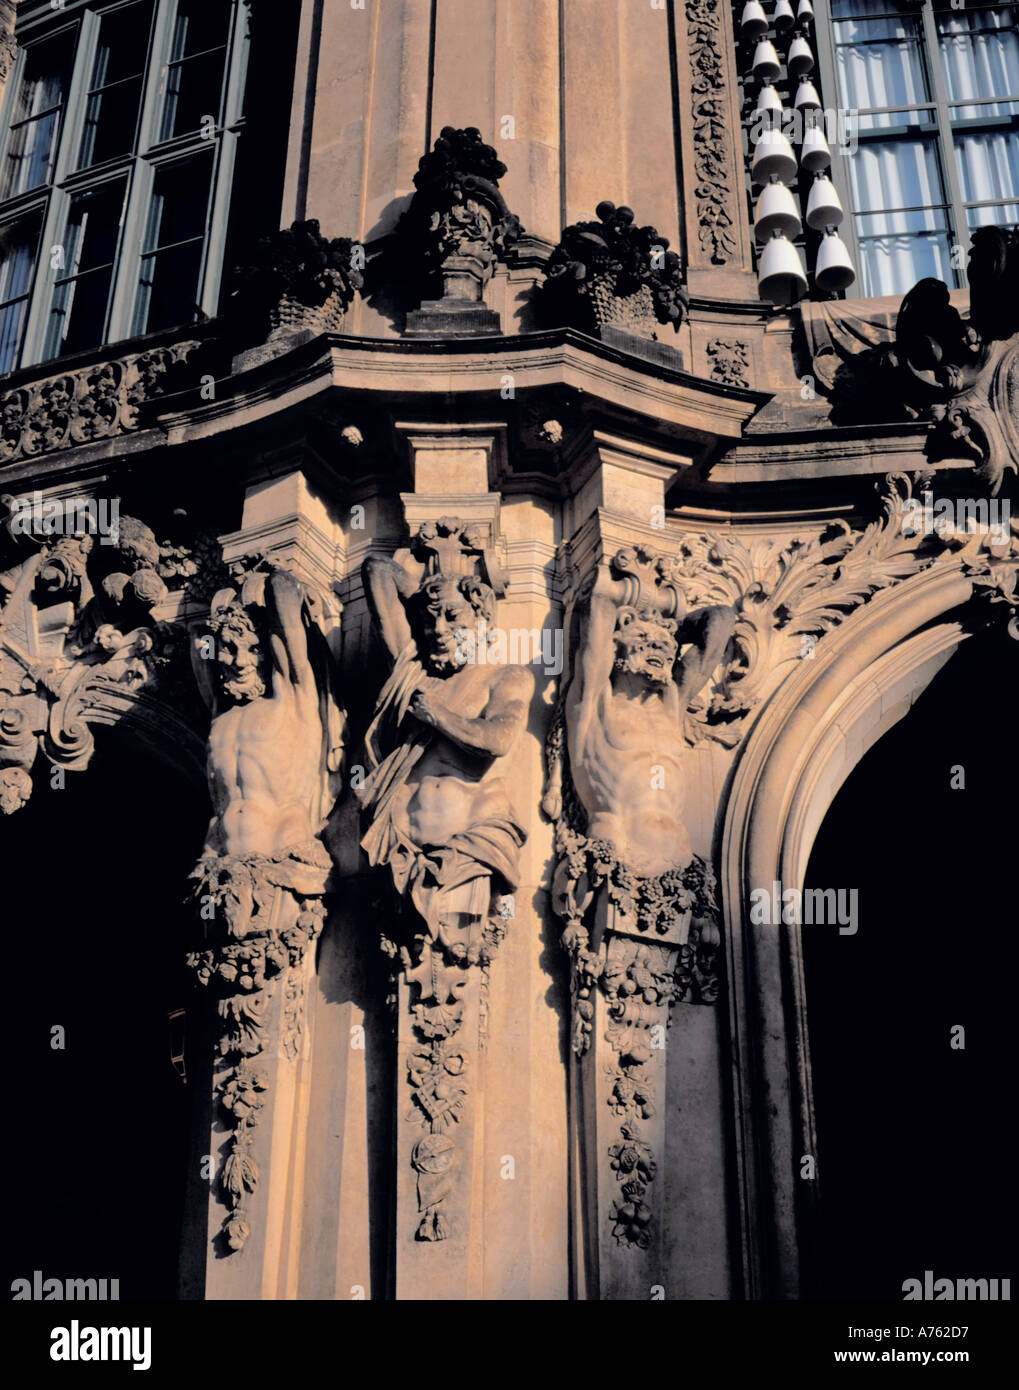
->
967;199;1019;229
0;212;43;372
142;155;211;251
855;226;957;298
45;182;127;359
133;156;212;334
939;6;1019;119
78;3;154;169
159;0;232;141
955;127;1019;204
846;135;948;214
834;0;930;121
1;30;76;198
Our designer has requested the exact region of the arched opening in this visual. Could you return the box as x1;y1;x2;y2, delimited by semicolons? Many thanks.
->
803;626;1018;1299
3;726;207;1301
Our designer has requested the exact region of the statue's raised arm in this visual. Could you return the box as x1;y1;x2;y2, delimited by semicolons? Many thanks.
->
362;553;416;664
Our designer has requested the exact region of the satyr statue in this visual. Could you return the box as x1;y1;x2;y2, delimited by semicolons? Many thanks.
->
358;519;530;1241
544;546;733;1251
359;538;530;930
545;551;735;879
187;559;343;1253
193;564;341;861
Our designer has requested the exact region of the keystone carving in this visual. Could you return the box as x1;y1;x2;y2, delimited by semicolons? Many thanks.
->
542;201;688;346
358;518;530;1240
186;559;344;1252
399;127;523;338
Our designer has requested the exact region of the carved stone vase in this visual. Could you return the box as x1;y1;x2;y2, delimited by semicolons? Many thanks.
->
584;276;658;338
267;285;349;341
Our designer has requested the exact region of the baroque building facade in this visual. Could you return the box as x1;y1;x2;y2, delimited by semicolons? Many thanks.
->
2;0;1016;1302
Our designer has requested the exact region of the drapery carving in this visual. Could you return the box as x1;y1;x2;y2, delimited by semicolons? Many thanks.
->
358;518;530;1241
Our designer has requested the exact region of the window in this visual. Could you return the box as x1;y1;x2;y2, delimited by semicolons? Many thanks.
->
0;0;250;373
817;0;1019;297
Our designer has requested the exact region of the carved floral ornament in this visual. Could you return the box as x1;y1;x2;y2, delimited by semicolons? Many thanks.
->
0;503;219;812
0;341;203;468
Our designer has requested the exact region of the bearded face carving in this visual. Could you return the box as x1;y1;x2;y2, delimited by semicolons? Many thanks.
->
209;604;267;705
611;608;679;686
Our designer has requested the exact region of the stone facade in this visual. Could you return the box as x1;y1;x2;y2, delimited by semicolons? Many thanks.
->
4;1;1016;1304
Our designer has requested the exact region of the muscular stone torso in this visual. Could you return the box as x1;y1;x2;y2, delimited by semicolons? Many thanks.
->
205;681;322;857
572;681;692;879
398;665;515;848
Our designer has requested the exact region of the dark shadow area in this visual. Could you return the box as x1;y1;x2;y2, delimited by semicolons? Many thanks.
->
804;626;1018;1299
3;731;206;1301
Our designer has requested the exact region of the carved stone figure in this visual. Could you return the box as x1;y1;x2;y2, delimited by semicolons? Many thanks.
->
0;504;199;810
359;527;529;933
546;547;734;879
544;545;733;1258
359;519;530;1242
187;560;343;1252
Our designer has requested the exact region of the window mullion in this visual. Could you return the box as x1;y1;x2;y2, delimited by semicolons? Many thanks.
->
51;8;97;189
813;0;864;290
920;0;969;284
199;0;248;319
20;186;65;367
107;0;177;343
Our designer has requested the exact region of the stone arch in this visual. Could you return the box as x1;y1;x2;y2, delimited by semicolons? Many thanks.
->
718;564;992;1298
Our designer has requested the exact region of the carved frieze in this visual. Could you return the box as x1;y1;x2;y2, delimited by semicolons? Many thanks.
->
0;340;203;466
685;0;739;266
706;338;750;387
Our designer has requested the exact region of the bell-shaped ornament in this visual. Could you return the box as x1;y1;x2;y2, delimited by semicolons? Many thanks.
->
752;38;782;84
755;179;803;242
751;126;799;184
773;0;795;31
814;229;856;292
805;174;843;230
758;232;808;306
787;34;815;77
754;84;784;126
797;0;815;23
740;0;769;39
800;122;832;171
794;78;822;111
